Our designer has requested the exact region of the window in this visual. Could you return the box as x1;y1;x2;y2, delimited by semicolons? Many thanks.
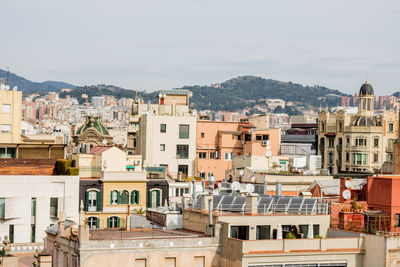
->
179;124;189;139
133;138;137;148
262;134;269;141
346;152;350;162
165;257;176;267
0;198;5;218
389;122;394;132
50;198;58;218
256;135;262;141
395;214;400;227
338;121;343;131
338;138;342;146
199;152;207;159
374;138;379;147
150;189;161;208
201;133;204;138
121;190;129;204
374;153;379;162
199;172;206;178
107;216;120;228
176;145;189;159
388;139;394;153
1;125;11;134
160;124;166;133
355;138;367;146
210;152;216;159
321;121;325;132
328;138;334;148
256;225;271;240
178;165;188;177
2;104;10;114
353;153;368;165
86;190;100;212
387;153;393;162
319;137;325;150
131;190;140;204
299;224;320;238
230;226;249;240
31;198;36;216
328;152;334;164
346;136;350;146
111;190;120;204
224;152;233;161
160;144;165;151
9;225;14;243
31;224;35;243
87;217;99;229
244;134;251;141
175;188;189;197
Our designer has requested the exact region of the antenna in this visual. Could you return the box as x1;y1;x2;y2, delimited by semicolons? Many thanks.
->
365;71;368;82
6;66;10;85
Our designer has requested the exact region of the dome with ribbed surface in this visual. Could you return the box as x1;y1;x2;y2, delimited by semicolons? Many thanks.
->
359;82;374;96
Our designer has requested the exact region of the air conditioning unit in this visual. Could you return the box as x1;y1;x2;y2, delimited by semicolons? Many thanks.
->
134;160;141;165
262;140;268;146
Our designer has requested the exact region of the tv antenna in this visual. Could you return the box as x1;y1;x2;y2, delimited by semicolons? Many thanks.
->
6;66;10;85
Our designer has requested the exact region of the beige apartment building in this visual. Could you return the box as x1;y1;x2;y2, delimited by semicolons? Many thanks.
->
318;82;399;174
0;84;22;147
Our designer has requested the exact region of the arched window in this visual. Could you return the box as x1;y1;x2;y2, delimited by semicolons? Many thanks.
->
86;189;100;212
107;216;120;228
131;190;140;204
110;190;120;205
87;217;99;229
149;189;161;208
121;190;129;204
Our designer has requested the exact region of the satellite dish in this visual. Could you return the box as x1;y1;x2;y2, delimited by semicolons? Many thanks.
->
266;145;271;151
5;85;10;90
12;86;17;91
231;181;240;191
0;84;4;90
265;151;272;158
246;184;255;193
158;93;163;98
239;170;244;176
266;140;271;145
345;180;352;189
251;176;256;183
218;183;222;188
342;190;351;200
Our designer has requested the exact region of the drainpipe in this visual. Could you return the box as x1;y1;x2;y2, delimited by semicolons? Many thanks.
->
208;199;213;225
191;179;196;200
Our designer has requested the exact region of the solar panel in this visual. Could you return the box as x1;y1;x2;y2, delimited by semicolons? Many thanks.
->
213;195;223;209
287;198;303;213
300;198;317;214
274;197;291;212
220;195;235;210
257;196;273;214
230;196;246;212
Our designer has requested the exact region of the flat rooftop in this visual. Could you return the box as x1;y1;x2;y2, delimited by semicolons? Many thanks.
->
89;229;204;240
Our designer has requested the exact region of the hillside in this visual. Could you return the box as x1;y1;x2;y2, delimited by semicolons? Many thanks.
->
0;69;75;93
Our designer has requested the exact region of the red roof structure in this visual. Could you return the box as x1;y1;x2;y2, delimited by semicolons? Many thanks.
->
89;146;112;155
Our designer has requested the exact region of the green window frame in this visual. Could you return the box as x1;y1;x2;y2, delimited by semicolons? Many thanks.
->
0;198;5;218
121;190;129;204
179;124;189;139
131;190;140;204
107;216;120;228
110;190;120;205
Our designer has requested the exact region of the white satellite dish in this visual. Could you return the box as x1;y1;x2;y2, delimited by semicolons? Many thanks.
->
218;183;222;188
5;85;10;90
246;184;255;193
158;93;163;98
0;84;4;90
345;180;352;189
265;151;272;158
12;86;18;91
239;170;244;176
231;181;240;191
266;140;271;145
342;190;351;200
266;145;271;150
251;176;256;183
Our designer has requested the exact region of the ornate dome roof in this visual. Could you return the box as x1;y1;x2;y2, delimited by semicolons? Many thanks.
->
359;82;374;96
76;116;109;136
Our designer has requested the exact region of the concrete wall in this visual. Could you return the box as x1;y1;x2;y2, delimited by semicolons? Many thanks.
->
0;175;79;243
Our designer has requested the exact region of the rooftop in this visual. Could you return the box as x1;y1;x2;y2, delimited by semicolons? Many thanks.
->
89;228;204;240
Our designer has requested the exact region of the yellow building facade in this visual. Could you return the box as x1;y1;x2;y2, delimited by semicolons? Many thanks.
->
0;86;22;146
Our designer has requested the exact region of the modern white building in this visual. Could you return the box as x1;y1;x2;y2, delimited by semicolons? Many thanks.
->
138;114;197;179
0;175;79;243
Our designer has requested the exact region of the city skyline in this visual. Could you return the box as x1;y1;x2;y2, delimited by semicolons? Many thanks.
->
2;0;400;95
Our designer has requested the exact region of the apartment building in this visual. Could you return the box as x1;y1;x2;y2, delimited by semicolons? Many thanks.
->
0;83;21;145
196;120;280;181
318;82;399;174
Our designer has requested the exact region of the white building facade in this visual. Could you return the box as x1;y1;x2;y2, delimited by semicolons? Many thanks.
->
0;175;79;243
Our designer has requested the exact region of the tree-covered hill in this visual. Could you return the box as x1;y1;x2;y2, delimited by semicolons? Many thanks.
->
0;69;75;93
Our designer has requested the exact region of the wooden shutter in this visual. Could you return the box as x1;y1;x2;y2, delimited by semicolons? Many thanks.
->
149;190;152;208
117;191;121;204
96;191;101;211
156;190;160;207
130;191;134;204
136;191;140;204
110;191;113;204
117;217;120;228
96;217;99;229
85;191;89;211
107;217;110;228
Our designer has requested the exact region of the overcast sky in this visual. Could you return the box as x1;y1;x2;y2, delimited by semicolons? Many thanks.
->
2;0;399;95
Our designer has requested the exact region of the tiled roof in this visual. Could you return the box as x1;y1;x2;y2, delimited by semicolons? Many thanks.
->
90;146;112;155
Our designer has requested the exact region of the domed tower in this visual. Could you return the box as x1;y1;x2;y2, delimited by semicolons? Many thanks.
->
358;81;374;116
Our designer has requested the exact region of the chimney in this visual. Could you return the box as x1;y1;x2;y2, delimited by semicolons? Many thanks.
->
245;194;258;215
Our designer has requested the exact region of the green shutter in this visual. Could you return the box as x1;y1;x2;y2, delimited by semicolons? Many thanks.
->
107;217;110;228
117;217;120;228
149;191;152;208
130;191;134;204
136;191;140;204
96;191;101;211
96;217;99;229
117;191;121;204
85;191;89;211
156;190;160;207
110;191;113;204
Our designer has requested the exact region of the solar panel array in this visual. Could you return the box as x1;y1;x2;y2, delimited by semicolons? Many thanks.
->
193;194;318;214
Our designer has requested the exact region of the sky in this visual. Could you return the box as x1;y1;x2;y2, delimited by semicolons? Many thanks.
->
1;0;400;95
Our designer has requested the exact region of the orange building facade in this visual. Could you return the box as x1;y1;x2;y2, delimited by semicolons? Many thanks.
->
196;120;280;181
